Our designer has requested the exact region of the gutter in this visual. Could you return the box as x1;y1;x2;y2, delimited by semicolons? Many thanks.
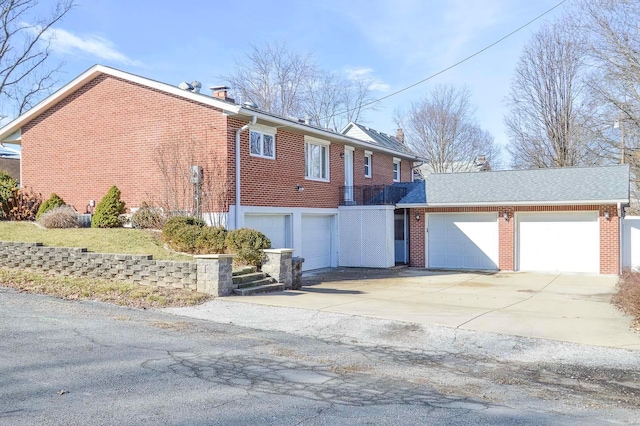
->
234;115;257;229
398;199;629;208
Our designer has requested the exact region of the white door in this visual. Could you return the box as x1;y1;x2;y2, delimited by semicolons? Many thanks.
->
301;214;333;271
428;213;499;270
344;146;354;203
244;214;290;249
517;212;599;273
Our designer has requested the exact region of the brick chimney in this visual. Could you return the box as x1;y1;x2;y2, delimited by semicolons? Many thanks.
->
396;128;405;143
210;85;234;103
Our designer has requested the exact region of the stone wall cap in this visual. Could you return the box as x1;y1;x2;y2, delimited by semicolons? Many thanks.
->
262;248;295;254
194;254;234;259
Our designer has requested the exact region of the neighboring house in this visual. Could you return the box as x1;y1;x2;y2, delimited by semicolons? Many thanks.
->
417;156;491;177
341;122;491;179
398;165;630;275
0;146;20;185
0;65;420;271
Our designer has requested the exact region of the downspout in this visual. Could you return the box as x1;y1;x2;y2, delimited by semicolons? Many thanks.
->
234;116;257;229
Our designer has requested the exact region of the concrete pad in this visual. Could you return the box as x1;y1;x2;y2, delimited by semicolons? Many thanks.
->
222;268;640;349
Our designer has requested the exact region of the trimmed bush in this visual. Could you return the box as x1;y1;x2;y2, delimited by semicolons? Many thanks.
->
91;186;126;228
162;216;206;253
195;226;227;254
38;205;79;229
225;228;271;267
0;171;18;219
36;193;66;220
131;202;167;229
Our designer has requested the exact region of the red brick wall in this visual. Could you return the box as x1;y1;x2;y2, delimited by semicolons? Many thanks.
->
599;205;620;275
21;73;415;214
409;208;426;267
227;117;413;209
22;75;229;213
409;204;620;274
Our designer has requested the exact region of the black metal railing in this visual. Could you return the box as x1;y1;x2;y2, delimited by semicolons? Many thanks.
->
339;185;408;206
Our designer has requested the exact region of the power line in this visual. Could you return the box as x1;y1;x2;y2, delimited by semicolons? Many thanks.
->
327;0;568;121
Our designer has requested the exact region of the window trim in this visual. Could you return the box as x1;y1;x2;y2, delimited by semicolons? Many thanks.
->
304;136;331;182
393;157;401;182
364;150;372;178
249;129;276;160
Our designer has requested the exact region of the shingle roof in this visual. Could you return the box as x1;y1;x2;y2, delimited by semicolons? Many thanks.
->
397;165;630;206
342;122;416;156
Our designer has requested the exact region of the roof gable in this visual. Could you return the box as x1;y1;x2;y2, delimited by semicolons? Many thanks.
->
341;122;415;156
0;66;422;160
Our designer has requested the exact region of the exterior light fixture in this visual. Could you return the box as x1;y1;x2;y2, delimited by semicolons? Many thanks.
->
503;212;509;221
415;212;421;221
296;185;304;192
604;211;610;220
340;152;345;159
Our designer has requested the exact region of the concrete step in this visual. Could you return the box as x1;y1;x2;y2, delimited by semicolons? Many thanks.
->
233;283;284;296
232;272;267;285
232;266;257;276
236;277;277;289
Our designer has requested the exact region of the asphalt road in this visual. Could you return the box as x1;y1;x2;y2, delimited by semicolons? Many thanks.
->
1;287;639;425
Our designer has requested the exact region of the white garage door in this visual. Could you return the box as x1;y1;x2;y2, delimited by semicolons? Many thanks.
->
428;213;498;270
301;214;333;271
244;214;290;249
517;212;599;273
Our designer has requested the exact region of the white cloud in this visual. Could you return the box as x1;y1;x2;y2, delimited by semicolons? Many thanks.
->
37;26;143;67
345;67;390;92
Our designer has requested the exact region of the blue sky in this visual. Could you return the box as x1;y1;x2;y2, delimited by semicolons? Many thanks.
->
11;0;566;159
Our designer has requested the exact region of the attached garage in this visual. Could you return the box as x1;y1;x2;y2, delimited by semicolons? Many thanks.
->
517;212;599;273
301;214;334;271
401;165;630;275
244;214;291;249
427;213;498;270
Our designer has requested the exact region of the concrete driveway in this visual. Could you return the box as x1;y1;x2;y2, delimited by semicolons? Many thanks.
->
225;268;640;349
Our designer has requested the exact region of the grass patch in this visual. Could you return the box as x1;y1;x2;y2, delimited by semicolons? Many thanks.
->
613;271;640;329
0;267;211;309
0;222;192;261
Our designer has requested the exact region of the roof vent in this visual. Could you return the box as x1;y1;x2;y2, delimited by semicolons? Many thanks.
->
243;101;259;109
178;81;202;93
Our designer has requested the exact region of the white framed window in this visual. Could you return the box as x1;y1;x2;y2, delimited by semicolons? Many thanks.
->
305;136;330;181
393;157;401;182
364;150;372;178
250;129;275;159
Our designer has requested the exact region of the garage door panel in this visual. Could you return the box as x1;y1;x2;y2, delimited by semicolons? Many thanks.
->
517;212;599;273
428;213;498;270
301;215;333;271
244;214;289;249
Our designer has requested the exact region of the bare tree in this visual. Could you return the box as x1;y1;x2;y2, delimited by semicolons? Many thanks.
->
303;69;375;131
0;0;75;118
570;0;640;209
223;41;375;129
153;137;230;227
396;84;500;174
505;21;601;169
223;41;315;118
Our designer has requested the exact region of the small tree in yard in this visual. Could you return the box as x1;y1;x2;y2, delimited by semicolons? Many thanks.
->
36;193;65;220
0;171;18;219
91;186;126;228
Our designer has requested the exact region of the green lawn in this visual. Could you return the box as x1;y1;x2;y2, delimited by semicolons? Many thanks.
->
0;222;192;261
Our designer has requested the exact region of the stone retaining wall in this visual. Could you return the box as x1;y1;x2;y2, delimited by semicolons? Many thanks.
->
0;242;197;290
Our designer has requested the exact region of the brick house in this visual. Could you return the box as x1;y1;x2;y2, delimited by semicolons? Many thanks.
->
398;166;630;275
0;65;420;271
